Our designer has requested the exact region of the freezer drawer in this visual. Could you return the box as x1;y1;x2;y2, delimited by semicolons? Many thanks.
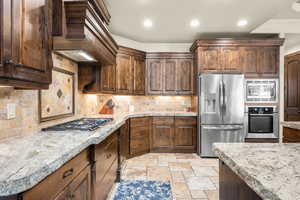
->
200;125;244;157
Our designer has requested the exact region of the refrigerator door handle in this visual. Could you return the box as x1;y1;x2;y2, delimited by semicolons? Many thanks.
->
202;126;243;131
219;81;223;116
222;80;226;114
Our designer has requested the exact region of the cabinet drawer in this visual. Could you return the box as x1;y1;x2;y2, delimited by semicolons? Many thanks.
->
130;117;150;128
94;134;118;181
283;128;300;143
175;117;197;126
23;149;90;200
152;117;174;125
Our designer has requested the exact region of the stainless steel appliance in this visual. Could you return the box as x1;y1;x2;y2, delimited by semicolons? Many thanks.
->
42;118;113;131
245;79;278;103
198;74;245;157
245;106;279;139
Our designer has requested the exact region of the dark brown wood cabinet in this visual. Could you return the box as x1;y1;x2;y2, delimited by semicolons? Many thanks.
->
101;64;116;93
120;120;130;163
133;56;146;95
116;54;133;94
285;52;300;121
220;161;262;200
191;38;284;77
0;0;53;89
150;117;197;153
68;166;91;200
146;53;194;95
174;117;197;152
130;117;151;157
283;127;300;143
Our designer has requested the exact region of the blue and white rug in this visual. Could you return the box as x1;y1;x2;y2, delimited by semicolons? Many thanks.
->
113;180;172;200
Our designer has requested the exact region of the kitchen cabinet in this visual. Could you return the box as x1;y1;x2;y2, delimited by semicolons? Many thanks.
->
151;117;174;151
151;117;197;153
93;130;119;200
101;64;116;93
133;56;146;95
130;117;151;157
283;127;300;143
22;149;91;200
284;52;300;121
191;38;284;77
0;0;53;89
174;117;197;151
146;53;194;95
120;120;130;163
116;54;133;94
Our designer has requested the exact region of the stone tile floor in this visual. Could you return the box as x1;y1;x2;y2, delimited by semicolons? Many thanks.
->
108;153;219;200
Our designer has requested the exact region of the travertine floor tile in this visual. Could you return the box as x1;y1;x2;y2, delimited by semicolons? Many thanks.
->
171;171;185;182
172;182;192;199
186;177;216;190
190;189;207;199
193;167;218;177
205;190;219;200
123;168;147;180
169;162;192;171
147;166;172;181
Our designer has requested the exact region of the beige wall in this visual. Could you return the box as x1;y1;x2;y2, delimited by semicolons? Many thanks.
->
0;54;193;141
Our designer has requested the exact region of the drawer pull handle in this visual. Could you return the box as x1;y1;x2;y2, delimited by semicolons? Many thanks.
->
63;168;74;179
106;153;112;159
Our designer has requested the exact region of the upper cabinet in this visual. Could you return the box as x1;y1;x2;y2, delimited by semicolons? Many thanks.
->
52;0;118;65
146;53;194;95
285;52;300;121
191;38;284;78
0;0;53;89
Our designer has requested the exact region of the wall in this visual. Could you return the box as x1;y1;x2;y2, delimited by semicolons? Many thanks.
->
0;54;99;141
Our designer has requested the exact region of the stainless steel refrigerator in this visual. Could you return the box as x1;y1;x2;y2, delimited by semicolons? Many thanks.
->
198;74;245;157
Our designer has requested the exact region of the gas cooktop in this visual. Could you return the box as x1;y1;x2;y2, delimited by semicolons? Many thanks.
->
42;118;113;132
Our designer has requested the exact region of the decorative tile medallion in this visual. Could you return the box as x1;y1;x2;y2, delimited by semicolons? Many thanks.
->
39;67;75;122
113;180;172;200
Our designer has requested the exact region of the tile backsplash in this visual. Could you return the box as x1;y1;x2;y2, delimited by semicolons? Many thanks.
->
0;54;194;141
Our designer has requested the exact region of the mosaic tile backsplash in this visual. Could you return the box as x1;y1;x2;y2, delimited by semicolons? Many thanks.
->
0;54;193;141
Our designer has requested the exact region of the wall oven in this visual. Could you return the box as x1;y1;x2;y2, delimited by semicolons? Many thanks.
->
245;79;278;103
245;106;279;139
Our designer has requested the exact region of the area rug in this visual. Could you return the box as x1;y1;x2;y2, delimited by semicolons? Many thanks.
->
113;180;172;200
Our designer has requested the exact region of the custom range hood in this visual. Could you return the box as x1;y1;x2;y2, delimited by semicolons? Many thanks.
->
52;0;118;64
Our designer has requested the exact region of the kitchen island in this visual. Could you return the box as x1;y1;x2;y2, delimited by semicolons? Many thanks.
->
213;143;300;200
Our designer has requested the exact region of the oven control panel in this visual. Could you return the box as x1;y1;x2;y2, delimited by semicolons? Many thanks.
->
248;107;274;114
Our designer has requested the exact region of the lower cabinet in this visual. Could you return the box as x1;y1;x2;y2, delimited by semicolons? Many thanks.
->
120;120;130;163
283;127;300;143
93;130;119;200
130;117;151;157
68;166;91;200
151;117;197;153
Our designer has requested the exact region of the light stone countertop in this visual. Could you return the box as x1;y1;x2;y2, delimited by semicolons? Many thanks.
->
213;143;300;200
0;111;197;197
281;121;300;130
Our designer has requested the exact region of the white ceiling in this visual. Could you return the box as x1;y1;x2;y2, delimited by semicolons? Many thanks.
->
105;0;300;43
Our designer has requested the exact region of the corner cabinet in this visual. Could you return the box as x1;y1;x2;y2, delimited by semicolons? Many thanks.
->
146;53;194;95
0;0;53;89
191;38;284;78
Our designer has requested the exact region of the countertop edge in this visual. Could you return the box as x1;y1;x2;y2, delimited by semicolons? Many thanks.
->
0;112;196;196
213;144;281;200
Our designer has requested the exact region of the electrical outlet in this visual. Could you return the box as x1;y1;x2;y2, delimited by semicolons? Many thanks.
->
7;104;16;119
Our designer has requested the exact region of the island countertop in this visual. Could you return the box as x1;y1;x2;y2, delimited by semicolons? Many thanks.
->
0;111;197;197
213;143;300;200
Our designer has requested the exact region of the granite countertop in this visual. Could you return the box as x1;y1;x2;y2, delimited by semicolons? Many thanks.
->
281;121;300;130
213;143;300;200
0;111;197;197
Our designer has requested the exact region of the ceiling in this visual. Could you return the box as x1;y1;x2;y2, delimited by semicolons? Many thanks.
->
105;0;300;43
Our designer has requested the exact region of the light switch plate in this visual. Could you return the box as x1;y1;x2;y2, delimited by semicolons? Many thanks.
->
7;104;16;119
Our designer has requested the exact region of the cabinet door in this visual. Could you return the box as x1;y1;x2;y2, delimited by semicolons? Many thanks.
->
69;166;91;200
164;59;177;95
151;117;174;151
120;120;130;163
101;64;116;93
2;0;53;88
241;47;259;77
283;128;300;143
285;54;300;121
258;47;279;78
116;54;133;94
176;59;194;95
130;117;150;156
133;56;145;95
198;47;220;72
174;117;197;152
220;47;241;72
147;59;164;95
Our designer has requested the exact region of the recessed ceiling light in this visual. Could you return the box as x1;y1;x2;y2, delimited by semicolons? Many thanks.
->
190;19;200;28
237;19;248;27
143;19;153;28
292;0;300;12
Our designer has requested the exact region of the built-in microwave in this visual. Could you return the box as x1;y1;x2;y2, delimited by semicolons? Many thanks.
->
245;79;278;103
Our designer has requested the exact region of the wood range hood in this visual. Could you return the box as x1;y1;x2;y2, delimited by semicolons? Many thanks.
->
52;0;118;65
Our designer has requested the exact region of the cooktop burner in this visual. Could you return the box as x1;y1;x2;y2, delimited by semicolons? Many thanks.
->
42;118;113;132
